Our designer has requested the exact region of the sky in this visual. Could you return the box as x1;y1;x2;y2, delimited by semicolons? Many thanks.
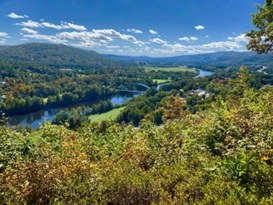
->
0;0;265;56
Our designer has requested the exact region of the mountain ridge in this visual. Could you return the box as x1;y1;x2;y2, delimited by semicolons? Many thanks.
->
106;51;273;68
0;43;120;69
0;43;272;70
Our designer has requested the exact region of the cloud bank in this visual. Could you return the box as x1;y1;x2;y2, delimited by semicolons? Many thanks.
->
17;20;87;31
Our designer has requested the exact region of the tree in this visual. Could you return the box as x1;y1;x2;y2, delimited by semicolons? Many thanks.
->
246;0;273;53
161;95;187;122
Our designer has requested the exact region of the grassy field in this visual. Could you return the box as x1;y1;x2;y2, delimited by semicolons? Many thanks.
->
88;107;125;123
152;79;172;84
145;66;197;73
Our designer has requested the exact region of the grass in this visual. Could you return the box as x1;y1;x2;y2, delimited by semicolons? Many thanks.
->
88;107;125;123
145;66;197;73
43;98;48;104
153;79;172;84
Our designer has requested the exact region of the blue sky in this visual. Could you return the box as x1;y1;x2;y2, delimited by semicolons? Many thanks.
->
0;0;264;56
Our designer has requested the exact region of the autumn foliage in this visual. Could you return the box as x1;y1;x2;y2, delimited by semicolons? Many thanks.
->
1;70;273;204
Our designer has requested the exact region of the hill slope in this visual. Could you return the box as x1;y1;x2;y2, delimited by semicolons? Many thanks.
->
0;43;119;69
107;51;273;71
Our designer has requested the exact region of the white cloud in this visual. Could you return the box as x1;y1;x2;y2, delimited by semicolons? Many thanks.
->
127;28;143;34
16;20;41;28
150;37;168;45
227;34;248;43
22;33;67;44
40;22;63;29
0;32;10;44
146;34;248;56
190;36;198;41
16;20;87;31
179;37;190;42
106;45;120;49
62;22;87;31
205;35;209;38
21;28;38;34
179;36;198;42
0;32;9;38
149;29;158;35
199;41;242;50
195;25;205;30
56;29;145;47
7;12;28;19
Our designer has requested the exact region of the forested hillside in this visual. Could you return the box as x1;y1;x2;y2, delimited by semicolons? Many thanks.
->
0;43;121;69
108;51;273;73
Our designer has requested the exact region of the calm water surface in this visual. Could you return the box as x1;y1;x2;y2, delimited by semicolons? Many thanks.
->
194;69;214;78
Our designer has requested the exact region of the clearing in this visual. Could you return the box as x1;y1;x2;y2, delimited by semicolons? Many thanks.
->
88;107;125;123
145;66;197;73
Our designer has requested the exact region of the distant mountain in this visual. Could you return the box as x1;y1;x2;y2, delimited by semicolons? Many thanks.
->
1;43;272;71
0;43;120;69
107;51;273;70
106;54;154;62
166;51;273;66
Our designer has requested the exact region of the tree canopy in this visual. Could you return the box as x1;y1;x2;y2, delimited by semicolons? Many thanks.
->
246;0;273;53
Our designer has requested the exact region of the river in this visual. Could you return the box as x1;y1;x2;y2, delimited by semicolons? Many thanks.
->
194;69;214;78
8;92;140;129
8;69;213;129
156;69;214;90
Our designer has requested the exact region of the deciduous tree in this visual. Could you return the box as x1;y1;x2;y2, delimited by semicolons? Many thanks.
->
246;0;273;53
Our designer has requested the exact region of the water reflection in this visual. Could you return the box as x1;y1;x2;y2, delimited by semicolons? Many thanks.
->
111;93;140;105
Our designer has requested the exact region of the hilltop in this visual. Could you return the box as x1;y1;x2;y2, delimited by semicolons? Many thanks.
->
107;51;273;72
0;43;120;69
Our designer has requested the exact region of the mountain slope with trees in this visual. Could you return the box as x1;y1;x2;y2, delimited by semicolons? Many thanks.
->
0;43;121;69
108;51;273;71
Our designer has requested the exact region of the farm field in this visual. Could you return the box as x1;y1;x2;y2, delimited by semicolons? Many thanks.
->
88;107;125;123
152;79;172;84
145;66;197;73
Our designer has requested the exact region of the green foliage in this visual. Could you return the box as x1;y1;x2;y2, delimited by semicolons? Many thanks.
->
0;43;120;69
1;70;273;204
52;109;87;129
246;0;273;53
117;91;169;126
